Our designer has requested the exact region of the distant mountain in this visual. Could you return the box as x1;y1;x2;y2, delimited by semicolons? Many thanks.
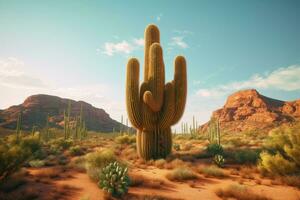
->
0;94;129;132
199;89;300;133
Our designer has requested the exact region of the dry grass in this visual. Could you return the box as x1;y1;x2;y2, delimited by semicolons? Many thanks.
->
199;166;228;178
129;174;164;188
215;184;271;200
166;167;197;181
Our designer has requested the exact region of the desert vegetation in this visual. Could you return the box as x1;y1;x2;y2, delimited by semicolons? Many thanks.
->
0;25;299;200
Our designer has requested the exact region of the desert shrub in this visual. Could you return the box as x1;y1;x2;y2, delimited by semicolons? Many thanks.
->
98;161;130;198
53;138;73;150
29;159;45;168
213;154;225;168
69;145;84;156
258;123;300;175
206;143;223;157
215;183;270;200
258;151;297;175
166;167;197;181
173;143;180;151
85;148;116;181
115;134;135;145
20;136;41;153
200;165;227;178
0;143;31;181
233;149;260;165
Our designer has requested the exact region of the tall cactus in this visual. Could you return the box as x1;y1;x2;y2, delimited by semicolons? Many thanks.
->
126;24;187;160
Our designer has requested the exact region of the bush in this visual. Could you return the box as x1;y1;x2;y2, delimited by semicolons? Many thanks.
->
206;143;223;157
233;149;260;165
258;123;300;175
258;151;297;175
98;161;130;198
115;134;136;145
29;159;45;168
215;183;270;200
69;145;84;156
166;167;197;181
53;139;73;150
200;165;227;178
85;148;116;181
0;140;32;181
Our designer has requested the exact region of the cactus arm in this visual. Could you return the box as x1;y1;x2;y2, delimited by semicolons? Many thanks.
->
171;56;187;125
158;82;175;129
126;58;142;130
140;82;156;130
143;43;165;112
144;24;160;81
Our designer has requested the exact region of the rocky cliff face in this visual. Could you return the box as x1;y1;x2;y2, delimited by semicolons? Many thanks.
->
0;94;128;132
200;89;300;133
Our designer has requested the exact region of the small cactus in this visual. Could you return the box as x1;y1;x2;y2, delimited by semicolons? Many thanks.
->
213;154;225;168
173;143;180;151
98;161;130;198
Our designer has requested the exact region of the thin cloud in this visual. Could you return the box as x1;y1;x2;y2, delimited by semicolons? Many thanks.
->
101;38;144;56
0;57;46;89
170;36;188;49
196;65;300;98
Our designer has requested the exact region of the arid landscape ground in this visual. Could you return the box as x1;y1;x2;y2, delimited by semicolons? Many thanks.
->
1;127;300;200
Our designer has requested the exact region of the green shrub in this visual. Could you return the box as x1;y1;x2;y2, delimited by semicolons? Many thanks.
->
213;154;225;168
115;134;136;145
206;143;223;157
258;151;297;175
52;138;73;150
69;145;84;156
233;149;260;165
29;159;45;168
20;136;41;153
98;161;130;198
166;167;197;181
258;123;300;175
85;148;116;181
0;144;30;181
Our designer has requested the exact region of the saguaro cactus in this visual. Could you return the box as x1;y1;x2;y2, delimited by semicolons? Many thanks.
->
126;24;187;160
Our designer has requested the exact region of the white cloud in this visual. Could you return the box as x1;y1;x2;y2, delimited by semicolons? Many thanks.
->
133;38;144;46
0;57;46;89
102;40;134;56
101;38;144;56
170;36;188;49
196;65;300;98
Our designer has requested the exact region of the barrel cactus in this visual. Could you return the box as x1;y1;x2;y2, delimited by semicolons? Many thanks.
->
98;161;130;198
126;24;187;160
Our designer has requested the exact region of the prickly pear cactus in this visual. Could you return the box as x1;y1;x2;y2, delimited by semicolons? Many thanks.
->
98;161;130;197
126;24;187;160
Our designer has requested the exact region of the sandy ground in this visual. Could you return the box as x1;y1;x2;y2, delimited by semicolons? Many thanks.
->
27;166;300;200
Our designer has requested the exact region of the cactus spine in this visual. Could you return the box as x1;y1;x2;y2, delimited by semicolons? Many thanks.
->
126;24;187;160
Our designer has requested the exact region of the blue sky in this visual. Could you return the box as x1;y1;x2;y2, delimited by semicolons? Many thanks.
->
0;0;300;130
